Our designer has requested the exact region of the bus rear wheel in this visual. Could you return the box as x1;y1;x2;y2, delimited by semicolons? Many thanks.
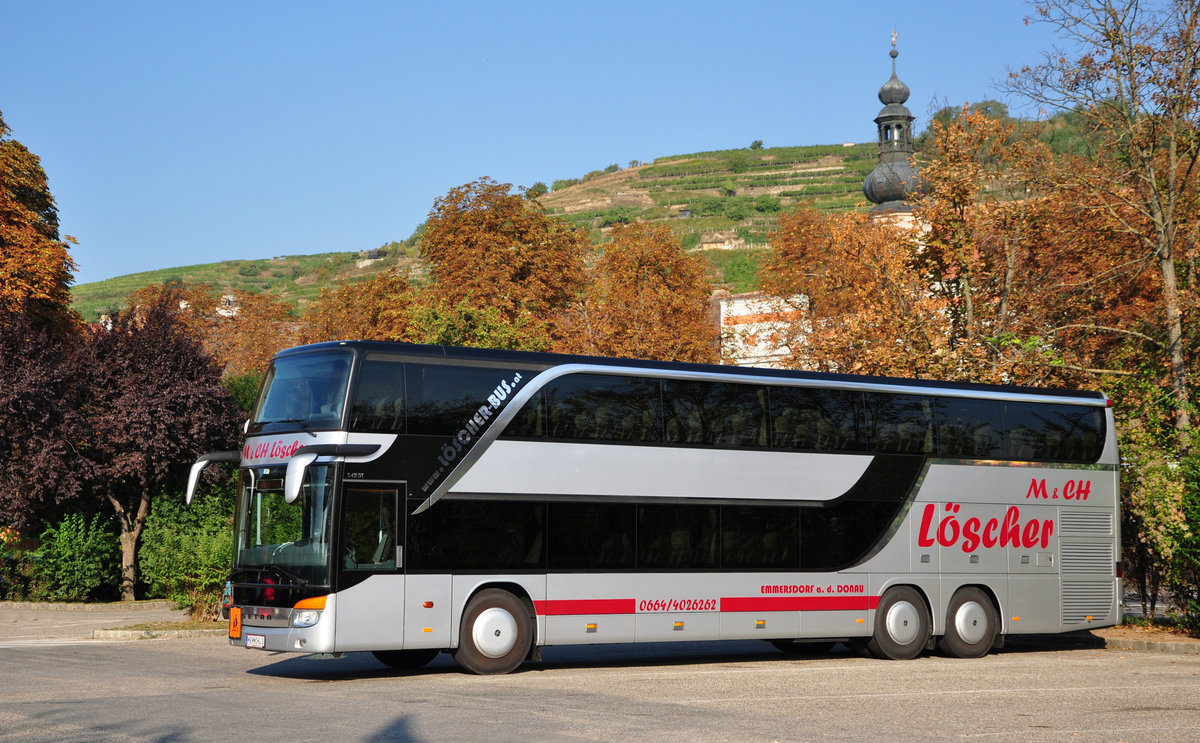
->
867;586;930;660
937;587;998;658
372;649;439;670
453;588;533;675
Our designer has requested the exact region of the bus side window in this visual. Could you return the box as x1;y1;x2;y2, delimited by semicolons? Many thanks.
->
539;374;662;444
866;393;932;453
503;391;545;438
935;398;1005;459
663;381;768;448
1005;402;1104;463
349;359;406;433
342;489;397;571
770;388;866;452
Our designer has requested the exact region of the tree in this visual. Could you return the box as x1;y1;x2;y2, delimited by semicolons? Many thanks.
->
749;140;764;150
407;296;552;351
1007;0;1200;449
297;268;413;344
560;222;716;363
757;205;949;377
0;311;87;527
0;109;79;338
77;288;238;600
210;289;296;376
419;177;588;333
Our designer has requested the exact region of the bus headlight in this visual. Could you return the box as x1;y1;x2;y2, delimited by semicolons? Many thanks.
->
291;609;322;628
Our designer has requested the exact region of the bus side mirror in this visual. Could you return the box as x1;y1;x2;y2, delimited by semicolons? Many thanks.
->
186;461;208;505
186;450;241;505
285;452;320;503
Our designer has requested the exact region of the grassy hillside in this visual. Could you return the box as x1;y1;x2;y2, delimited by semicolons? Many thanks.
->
542;142;874;246
71;245;424;323
71;142;874;321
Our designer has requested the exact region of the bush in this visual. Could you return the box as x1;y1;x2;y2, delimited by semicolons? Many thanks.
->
0;530;37;600
33;513;120;602
139;486;235;620
223;372;263;415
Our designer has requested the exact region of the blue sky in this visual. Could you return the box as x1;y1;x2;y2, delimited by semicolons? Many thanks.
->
1;1;1062;285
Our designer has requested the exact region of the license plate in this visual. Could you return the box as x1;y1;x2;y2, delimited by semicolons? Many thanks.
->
244;634;265;649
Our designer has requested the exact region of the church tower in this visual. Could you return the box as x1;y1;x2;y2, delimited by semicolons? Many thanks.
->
863;33;920;213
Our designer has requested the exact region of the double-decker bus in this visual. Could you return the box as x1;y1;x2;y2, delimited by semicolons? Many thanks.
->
187;340;1120;674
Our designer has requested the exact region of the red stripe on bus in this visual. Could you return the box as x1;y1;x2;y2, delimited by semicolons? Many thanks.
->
533;599;637;615
720;596;881;612
530;596;880;615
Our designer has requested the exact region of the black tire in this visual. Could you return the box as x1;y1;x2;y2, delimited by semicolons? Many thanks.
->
453;588;533;675
770;640;837;655
937;587;998;658
371;649;439;670
866;586;930;660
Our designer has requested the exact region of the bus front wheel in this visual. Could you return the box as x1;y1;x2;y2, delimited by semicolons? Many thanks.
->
453;588;533;675
937;587;998;658
867;586;930;660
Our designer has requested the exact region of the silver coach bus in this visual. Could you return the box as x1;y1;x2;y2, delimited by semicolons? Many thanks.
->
187;341;1120;674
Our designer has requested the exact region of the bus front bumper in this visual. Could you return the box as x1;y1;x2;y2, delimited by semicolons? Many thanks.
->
229;602;336;654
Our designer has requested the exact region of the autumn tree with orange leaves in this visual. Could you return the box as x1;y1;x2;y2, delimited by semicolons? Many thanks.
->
211;289;297;377
418;177;588;344
561;222;716;362
296;268;413;345
1007;0;1200;448
0;110;79;338
757;206;948;378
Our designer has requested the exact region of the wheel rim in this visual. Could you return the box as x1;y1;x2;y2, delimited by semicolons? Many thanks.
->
885;600;921;646
953;600;989;645
471;606;519;659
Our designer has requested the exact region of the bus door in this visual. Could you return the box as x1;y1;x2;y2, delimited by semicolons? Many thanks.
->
333;484;406;651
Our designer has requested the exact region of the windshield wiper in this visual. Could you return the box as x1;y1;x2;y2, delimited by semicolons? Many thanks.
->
279;418;318;437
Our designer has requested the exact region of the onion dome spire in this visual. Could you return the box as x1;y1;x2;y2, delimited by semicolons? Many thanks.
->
863;31;921;213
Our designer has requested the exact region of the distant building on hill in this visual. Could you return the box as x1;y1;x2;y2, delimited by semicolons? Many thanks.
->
711;290;803;368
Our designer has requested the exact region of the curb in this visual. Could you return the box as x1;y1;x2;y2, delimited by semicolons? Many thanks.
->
92;628;227;640
0;600;177;612
1100;637;1200;655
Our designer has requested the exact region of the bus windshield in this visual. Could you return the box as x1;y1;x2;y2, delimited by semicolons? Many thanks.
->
251;350;353;434
233;464;334;589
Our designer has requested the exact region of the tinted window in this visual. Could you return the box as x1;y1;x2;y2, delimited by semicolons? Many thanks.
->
664;381;768;447
637;505;718;569
722;506;799;569
935;398;1005;458
770;387;866;451
349;359;406;433
800;500;902;570
407;364;514;436
866;393;933;453
342;488;397;571
1006;402;1104;462
407;499;544;571
548;503;635;570
541;374;663;443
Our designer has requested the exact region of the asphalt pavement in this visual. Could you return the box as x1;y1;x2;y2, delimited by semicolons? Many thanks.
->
1;599;1198;654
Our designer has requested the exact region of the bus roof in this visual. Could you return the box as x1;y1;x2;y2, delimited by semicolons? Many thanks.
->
276;340;1109;404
